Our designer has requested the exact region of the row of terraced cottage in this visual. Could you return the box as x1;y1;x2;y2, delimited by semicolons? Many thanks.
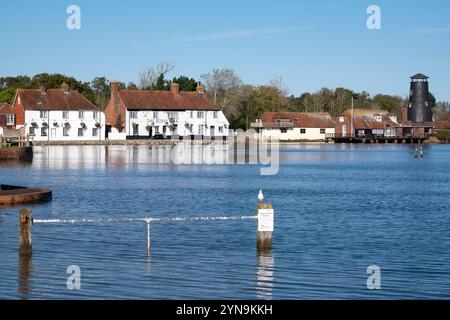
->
0;82;230;141
1;81;447;142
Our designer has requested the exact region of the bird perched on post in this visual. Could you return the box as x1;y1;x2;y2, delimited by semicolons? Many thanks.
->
258;190;264;203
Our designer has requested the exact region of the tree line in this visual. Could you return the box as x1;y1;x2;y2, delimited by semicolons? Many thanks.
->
1;66;449;129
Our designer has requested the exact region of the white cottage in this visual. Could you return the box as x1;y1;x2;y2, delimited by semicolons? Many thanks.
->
251;112;336;141
105;82;229;140
12;84;105;142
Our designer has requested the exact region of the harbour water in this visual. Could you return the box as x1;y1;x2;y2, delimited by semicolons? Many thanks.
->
1;143;450;299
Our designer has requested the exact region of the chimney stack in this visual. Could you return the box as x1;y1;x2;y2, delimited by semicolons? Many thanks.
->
171;82;180;94
62;82;69;94
40;84;46;95
196;83;205;94
111;81;119;96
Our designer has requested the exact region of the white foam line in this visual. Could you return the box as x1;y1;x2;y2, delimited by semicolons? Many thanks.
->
33;215;258;224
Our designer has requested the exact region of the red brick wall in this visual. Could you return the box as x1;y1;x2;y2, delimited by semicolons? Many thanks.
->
12;94;25;126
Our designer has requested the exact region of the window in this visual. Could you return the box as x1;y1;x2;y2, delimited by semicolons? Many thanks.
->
213;111;218;119
320;129;326;134
281;128;288;133
153;111;158;119
197;111;204;119
93;111;99;120
190;111;194;118
339;116;345;123
78;128;84;137
6;115;14;125
198;125;204;135
29;127;35;135
133;124;139;136
130;111;138;119
79;111;84;119
63;127;69;136
41;127;47;137
300;129;306;134
92;128;98;137
40;110;48;119
62;111;69;119
218;126;224;133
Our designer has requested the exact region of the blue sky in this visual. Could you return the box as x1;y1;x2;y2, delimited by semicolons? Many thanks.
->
1;0;449;101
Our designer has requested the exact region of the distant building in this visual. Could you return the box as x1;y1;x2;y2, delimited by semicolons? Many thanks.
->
0;103;15;129
251;112;335;141
335;109;399;138
12;83;105;142
104;82;229;140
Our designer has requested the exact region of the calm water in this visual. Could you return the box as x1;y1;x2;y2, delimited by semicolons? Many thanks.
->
1;143;450;299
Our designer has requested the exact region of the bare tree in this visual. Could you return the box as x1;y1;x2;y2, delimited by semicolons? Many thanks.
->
139;61;176;89
201;68;242;106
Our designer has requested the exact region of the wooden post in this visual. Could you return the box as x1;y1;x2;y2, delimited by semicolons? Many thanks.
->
257;203;274;252
19;209;32;254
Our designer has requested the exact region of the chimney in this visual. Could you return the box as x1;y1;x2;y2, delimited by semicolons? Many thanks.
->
40;84;46;95
111;81;119;96
171;82;180;94
196;83;205;94
61;82;69;94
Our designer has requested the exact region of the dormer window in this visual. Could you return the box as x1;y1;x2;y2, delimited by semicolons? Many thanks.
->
339;116;345;123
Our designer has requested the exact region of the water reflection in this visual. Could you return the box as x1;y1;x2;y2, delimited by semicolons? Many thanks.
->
18;248;32;298
256;252;274;300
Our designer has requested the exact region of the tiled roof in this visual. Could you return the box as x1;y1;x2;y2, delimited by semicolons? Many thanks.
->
435;120;450;129
0;103;14;114
259;112;335;128
17;89;98;111
118;90;220;111
343;109;389;117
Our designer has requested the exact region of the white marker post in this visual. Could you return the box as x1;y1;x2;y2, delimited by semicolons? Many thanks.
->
257;192;274;251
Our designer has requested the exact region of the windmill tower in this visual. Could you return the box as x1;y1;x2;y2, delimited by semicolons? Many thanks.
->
408;73;433;123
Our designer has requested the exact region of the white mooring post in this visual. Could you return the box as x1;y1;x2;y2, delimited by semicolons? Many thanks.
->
257;190;274;252
146;221;151;257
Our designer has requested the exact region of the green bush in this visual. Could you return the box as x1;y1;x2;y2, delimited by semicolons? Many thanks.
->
435;129;450;141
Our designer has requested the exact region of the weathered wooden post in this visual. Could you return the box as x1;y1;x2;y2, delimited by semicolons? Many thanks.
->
19;208;32;254
18;208;32;294
257;190;274;252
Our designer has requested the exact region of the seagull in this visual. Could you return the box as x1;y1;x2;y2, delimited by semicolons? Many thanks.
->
258;190;264;203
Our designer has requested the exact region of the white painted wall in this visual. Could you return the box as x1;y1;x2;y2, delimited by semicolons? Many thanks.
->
124;110;229;139
19;110;105;141
260;127;335;141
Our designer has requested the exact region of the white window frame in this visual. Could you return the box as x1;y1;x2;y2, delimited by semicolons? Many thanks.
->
62;111;69;119
213;111;218;119
197;111;204;119
93;111;99;120
41;127;48;137
130;111;138;119
63;127;69;136
29;127;35;136
92;128;98;137
40;110;48;119
79;111;84;119
78;128;84;137
6;114;14;125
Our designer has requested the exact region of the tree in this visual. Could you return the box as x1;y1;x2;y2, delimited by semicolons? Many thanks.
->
127;82;138;90
0;88;16;104
152;74;170;90
172;76;197;91
91;77;110;109
201;68;242;105
372;94;403;114
139;61;175;89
